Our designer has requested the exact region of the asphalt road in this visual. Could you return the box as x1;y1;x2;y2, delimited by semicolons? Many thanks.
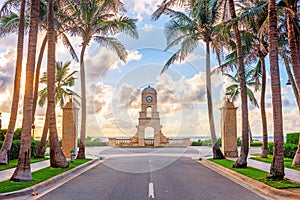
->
37;151;265;200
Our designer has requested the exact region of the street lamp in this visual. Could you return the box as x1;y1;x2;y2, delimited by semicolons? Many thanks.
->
225;91;232;102
32;124;35;139
286;79;292;85
68;93;73;102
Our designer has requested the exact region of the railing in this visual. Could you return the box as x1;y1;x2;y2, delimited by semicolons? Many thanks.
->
144;139;154;146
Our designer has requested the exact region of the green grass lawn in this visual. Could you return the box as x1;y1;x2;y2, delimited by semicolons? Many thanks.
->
0;158;48;171
0;159;91;193
250;154;300;171
208;159;300;189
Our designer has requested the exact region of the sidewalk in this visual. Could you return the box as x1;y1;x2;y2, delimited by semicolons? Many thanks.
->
0;160;50;182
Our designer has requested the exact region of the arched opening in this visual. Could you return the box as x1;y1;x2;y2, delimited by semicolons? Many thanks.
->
146;106;152;118
144;127;154;146
145;127;154;139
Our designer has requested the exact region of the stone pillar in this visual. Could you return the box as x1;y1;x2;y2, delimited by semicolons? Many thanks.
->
62;99;79;159
220;101;238;157
0;112;2;129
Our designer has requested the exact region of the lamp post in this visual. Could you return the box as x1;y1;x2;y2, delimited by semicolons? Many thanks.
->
68;93;73;102
225;91;232;102
32;123;35;139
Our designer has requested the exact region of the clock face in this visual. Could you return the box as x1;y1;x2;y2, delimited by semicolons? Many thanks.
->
146;96;153;103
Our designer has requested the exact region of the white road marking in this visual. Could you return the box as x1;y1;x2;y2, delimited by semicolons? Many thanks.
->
148;182;155;198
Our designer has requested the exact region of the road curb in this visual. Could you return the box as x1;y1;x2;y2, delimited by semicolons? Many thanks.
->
0;158;102;199
200;159;300;200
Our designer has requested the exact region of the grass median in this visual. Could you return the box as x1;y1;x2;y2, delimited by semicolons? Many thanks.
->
250;154;300;171
208;159;300;189
0;158;91;193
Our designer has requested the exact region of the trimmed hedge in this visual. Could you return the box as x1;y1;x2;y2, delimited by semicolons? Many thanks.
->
268;142;298;159
0;139;40;160
286;132;300;145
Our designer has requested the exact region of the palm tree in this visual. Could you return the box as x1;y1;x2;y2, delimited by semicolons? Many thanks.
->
46;0;68;168
226;0;249;168
217;0;269;158
278;0;300;167
35;61;79;158
11;0;39;181
32;0;79;131
267;0;284;180
152;0;225;159
0;0;26;165
62;0;138;159
223;70;259;108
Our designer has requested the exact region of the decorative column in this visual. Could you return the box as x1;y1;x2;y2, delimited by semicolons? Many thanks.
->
0;112;2;129
62;98;79;159
220;100;238;157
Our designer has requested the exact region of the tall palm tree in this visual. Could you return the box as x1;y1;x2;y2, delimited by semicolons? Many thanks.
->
152;0;225;159
62;0;138;159
226;0;249;168
35;61;79;158
47;0;68;168
217;0;269;158
32;0;79;131
0;0;26;165
267;0;284;180
11;0;39;181
278;0;300;167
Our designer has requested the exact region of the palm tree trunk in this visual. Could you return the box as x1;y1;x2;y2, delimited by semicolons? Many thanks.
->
11;0;40;181
228;0;249;168
267;0;284;180
32;36;48;157
77;44;87;159
206;42;224;159
32;35;48;125
47;0;68;168
286;9;300;167
260;57;268;158
0;0;26;165
35;110;49;158
286;10;300;109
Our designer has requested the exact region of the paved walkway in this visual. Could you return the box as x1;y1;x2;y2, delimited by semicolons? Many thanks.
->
0;160;50;182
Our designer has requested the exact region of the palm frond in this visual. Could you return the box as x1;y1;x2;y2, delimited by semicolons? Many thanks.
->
60;33;79;62
38;87;47;107
247;87;259;107
161;49;183;74
93;36;127;62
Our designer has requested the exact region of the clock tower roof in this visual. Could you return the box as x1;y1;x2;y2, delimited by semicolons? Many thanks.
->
142;85;157;95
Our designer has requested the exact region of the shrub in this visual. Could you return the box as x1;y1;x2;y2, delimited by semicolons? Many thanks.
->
217;138;222;147
284;143;298;159
286;132;300;145
0;139;40;160
0;128;22;141
192;141;202;146
85;138;106;147
267;142;274;155
267;142;297;159
13;128;22;140
250;142;263;147
0;129;7;141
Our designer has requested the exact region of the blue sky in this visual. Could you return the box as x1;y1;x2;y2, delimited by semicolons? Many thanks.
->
0;0;299;139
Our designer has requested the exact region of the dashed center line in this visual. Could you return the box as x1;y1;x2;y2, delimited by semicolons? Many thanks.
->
148;182;155;198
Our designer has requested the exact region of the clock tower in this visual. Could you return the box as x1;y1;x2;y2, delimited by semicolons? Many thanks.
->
134;86;167;146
